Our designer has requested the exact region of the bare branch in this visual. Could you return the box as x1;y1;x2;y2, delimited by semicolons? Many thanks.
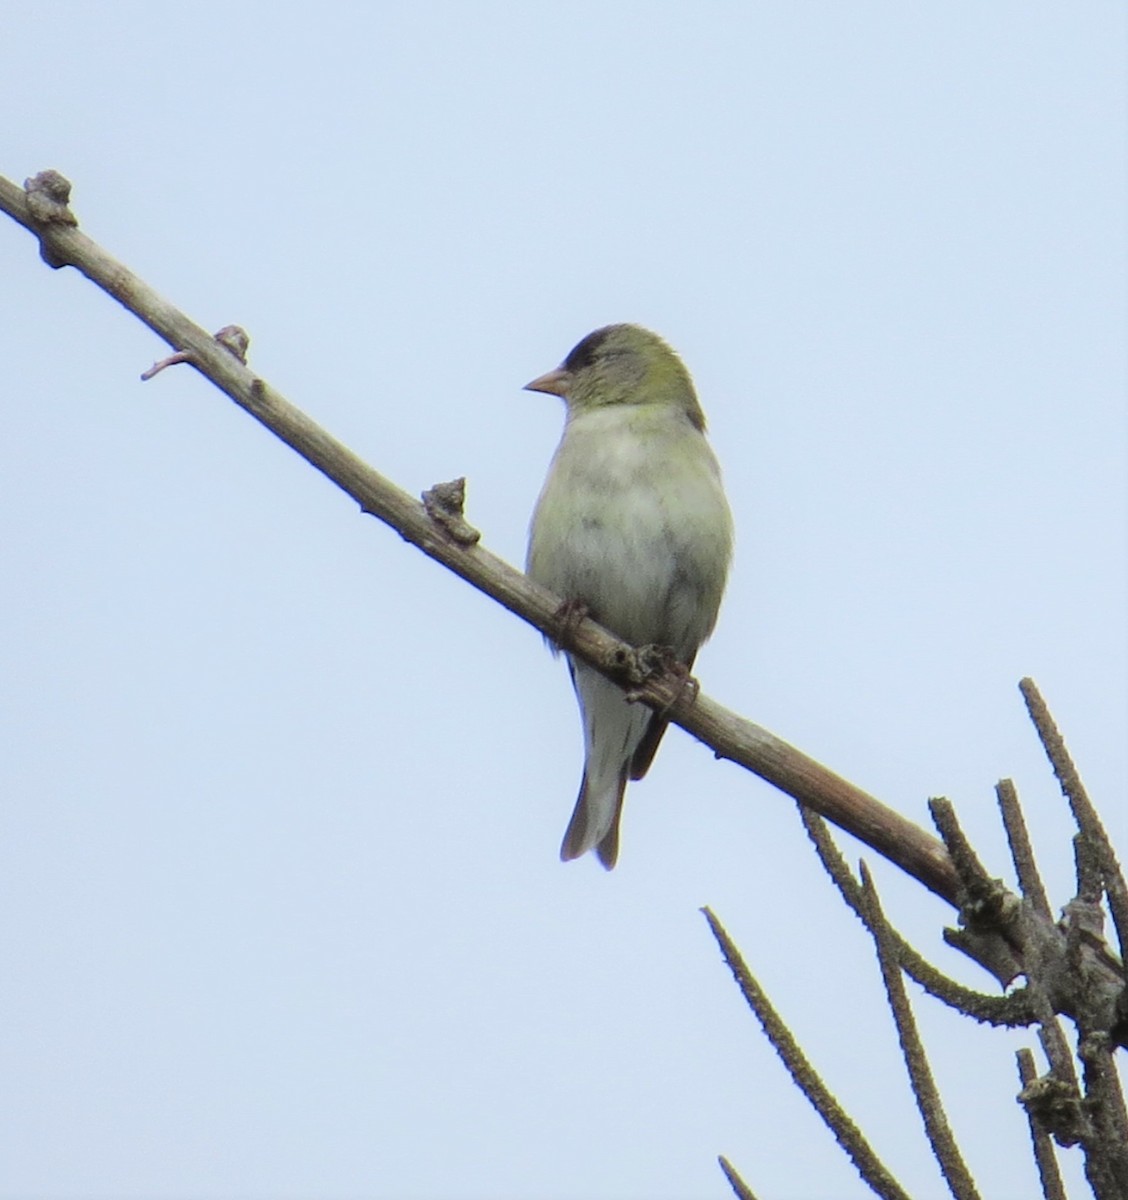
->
1045;1022;1084;1099
717;1156;760;1200
996;779;1053;920
929;798;1007;916
1020;678;1128;962
859;864;982;1200
1078;1031;1128;1196
702;907;913;1200
800;806;1035;1017
930;797;1025;983
1016;1049;1068;1200
927;794;1125;1066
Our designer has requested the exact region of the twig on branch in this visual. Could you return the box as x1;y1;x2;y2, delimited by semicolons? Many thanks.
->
996;778;1053;921
859;863;982;1200
702;906;913;1200
1078;1028;1128;1197
929;797;1012;925
717;1155;760;1200
800;805;1035;1018
142;323;249;380
930;797;1024;984
1020;678;1128;962
1016;1049;1068;1200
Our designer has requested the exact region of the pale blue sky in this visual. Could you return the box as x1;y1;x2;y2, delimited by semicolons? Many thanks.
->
2;5;1125;1198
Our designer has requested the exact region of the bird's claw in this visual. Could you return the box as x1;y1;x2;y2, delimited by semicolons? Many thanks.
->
621;644;697;712
551;598;590;646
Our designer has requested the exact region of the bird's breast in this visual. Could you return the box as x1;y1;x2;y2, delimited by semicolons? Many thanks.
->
527;408;732;655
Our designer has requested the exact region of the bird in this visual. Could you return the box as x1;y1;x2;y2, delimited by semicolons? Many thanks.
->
525;324;733;868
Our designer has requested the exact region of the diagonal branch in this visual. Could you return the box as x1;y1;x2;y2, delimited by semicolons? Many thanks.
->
1016;1049;1068;1200
1020;678;1128;962
996;779;1053;921
717;1155;760;1200
0;170;962;905
859;863;982;1200
703;906;913;1200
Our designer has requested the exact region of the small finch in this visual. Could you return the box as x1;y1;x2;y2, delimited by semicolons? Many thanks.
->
526;324;733;868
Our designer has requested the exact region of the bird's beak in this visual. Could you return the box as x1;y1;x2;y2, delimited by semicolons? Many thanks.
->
524;367;572;397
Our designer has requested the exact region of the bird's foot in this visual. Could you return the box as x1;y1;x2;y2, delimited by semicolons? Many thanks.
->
622;645;698;712
550;597;590;646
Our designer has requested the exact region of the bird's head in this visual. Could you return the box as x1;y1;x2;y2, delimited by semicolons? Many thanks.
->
524;324;706;431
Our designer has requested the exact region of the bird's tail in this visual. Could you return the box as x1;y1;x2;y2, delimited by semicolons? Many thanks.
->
560;661;651;869
560;769;627;869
